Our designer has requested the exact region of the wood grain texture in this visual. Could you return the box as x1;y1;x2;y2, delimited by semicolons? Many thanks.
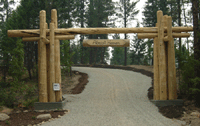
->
7;27;193;37
39;10;48;102
137;33;190;39
83;39;130;47
153;37;160;100
49;23;56;102
167;16;177;100
51;9;62;102
157;11;167;100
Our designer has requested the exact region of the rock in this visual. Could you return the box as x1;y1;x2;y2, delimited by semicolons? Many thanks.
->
191;119;200;126
15;110;21;113
0;108;13;114
35;110;45;112
190;111;200;116
36;114;51;119
0;113;10;121
58;115;61;118
23;110;29;113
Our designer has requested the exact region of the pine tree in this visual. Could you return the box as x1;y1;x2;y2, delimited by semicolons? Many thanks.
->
116;0;139;66
0;0;15;82
129;23;146;65
85;0;114;64
110;34;124;65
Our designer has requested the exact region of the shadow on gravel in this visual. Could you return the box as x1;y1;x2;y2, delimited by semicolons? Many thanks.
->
73;64;185;119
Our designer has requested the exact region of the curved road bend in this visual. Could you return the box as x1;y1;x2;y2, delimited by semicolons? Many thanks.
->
42;67;184;126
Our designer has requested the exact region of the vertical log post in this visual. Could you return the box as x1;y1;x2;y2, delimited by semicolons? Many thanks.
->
157;10;167;100
39;10;48;102
49;23;56;102
153;23;160;100
51;9;62;102
167;16;177;100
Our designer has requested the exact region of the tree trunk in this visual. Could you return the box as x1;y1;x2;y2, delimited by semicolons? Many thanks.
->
80;0;84;64
192;0;200;76
124;0;127;66
178;0;182;69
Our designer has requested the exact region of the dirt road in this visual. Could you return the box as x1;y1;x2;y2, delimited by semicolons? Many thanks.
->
42;67;184;126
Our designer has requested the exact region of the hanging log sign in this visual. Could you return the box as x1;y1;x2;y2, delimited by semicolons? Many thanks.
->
83;39;130;47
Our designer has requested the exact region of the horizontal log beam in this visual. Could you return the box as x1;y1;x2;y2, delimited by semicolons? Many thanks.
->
22;35;75;41
55;27;158;35
137;33;190;39
7;27;193;37
83;39;130;47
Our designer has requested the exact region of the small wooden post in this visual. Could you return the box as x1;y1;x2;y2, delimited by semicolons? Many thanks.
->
167;16;177;100
157;10;167;100
49;23;56;102
51;9;62;102
39;10;48;102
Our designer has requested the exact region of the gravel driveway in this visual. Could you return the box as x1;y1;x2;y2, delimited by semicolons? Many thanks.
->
42;67;184;126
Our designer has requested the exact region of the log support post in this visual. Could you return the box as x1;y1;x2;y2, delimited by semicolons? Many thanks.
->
51;9;62;102
157;11;167;100
167;16;177;100
39;10;48;102
153;11;178;100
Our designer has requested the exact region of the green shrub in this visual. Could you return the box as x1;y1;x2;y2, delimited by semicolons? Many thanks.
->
0;81;10;88
0;89;17;108
180;54;200;101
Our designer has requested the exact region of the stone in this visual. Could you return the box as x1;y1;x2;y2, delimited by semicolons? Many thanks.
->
23;110;29;113
0;107;13;114
191;119;200;126
190;111;200;116
36;114;51;119
16;110;21;113
0;113;10;121
35;110;45;112
58;115;61;118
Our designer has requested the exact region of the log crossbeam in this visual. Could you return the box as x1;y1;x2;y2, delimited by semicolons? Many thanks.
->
22;35;75;42
138;33;190;39
7;26;193;37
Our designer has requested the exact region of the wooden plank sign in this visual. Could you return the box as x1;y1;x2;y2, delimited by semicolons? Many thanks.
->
83;39;130;47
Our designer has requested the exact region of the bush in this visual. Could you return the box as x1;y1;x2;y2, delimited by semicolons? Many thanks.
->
0;89;17;108
180;54;200;102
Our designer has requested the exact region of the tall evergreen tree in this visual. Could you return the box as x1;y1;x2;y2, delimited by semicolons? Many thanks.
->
129;23;146;65
0;0;15;82
85;0;114;64
192;0;200;91
110;34;124;65
116;0;139;66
